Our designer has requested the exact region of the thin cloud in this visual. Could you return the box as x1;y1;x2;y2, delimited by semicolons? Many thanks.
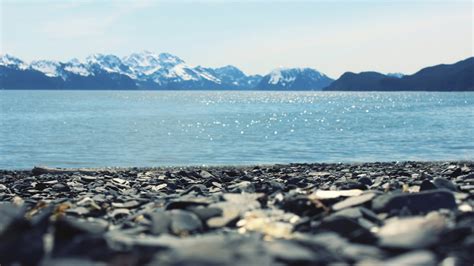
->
40;1;153;39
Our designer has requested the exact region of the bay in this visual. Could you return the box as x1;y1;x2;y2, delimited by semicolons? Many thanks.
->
0;90;472;169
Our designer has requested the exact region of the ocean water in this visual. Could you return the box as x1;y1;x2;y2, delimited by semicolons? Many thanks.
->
0;90;473;169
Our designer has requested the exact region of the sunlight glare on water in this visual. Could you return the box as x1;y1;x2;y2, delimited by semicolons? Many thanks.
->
0;90;473;169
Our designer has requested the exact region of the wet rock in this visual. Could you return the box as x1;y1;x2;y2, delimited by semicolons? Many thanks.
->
372;189;457;214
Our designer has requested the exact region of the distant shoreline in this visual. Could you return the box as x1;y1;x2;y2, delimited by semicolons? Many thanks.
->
3;160;473;172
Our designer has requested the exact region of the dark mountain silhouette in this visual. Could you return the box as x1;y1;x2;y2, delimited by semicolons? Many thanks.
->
324;57;474;91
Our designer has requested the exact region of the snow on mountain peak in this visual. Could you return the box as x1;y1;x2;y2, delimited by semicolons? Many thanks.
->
387;72;404;78
86;54;122;67
122;51;163;76
0;54;28;70
30;60;62;77
158;52;184;66
64;58;91;77
86;53;133;77
268;67;325;85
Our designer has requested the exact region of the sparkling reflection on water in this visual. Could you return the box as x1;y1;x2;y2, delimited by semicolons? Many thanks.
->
1;90;473;169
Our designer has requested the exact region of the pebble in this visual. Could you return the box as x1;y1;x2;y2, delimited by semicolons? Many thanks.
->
331;193;376;211
169;210;203;235
377;213;446;249
149;210;171;235
0;161;471;265
372;189;457;214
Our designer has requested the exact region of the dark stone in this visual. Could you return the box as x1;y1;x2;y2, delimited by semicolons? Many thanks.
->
166;200;209;211
420;180;437;191
329;207;382;226
358;176;373;186
188;207;223;222
338;181;367;190
372;189;457;214
0;204;51;265
433;177;457;191
280;195;325;216
0;203;24;233
316;216;377;244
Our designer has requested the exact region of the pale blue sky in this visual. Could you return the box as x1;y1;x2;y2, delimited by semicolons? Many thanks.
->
1;0;472;78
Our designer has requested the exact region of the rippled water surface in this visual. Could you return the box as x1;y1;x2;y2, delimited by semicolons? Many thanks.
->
1;90;473;169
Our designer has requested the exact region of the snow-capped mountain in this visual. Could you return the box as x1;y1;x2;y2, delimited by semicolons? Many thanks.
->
86;54;133;77
0;52;334;90
30;60;64;78
0;54;28;70
198;65;263;89
63;59;91;77
257;68;334;90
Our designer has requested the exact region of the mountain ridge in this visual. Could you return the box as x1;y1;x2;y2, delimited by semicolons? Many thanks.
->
324;57;474;91
1;53;472;91
0;52;333;90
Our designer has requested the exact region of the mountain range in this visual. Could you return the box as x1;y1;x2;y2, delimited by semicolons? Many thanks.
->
0;52;332;91
324;57;474;91
0;52;472;91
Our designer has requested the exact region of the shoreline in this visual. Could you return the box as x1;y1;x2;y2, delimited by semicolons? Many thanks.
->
3;159;474;172
1;161;473;265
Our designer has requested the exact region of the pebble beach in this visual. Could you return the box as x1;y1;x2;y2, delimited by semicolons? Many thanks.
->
1;161;473;265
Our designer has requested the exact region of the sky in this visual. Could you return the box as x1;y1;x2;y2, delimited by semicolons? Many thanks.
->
0;0;472;78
